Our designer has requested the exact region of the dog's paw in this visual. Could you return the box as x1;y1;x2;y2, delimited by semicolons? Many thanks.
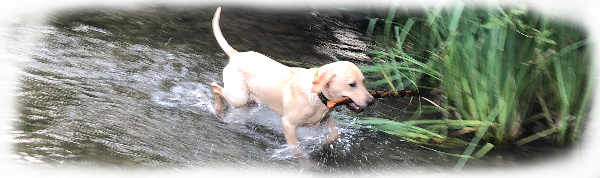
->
209;106;227;118
208;105;218;116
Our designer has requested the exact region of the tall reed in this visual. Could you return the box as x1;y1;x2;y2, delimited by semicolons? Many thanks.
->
354;2;591;157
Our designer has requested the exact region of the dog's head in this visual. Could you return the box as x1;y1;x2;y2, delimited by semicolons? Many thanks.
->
311;61;374;113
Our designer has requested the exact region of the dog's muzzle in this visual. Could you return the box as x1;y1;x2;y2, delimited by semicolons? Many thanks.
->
344;97;374;113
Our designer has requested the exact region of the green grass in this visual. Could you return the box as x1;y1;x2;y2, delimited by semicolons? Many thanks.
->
341;2;591;170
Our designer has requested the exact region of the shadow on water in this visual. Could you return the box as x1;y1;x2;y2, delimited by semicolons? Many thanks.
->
10;4;566;175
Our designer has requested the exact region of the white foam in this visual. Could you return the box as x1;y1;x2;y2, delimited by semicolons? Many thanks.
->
151;82;216;113
72;24;113;35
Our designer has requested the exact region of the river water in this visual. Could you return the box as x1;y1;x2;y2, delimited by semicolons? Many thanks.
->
3;4;569;177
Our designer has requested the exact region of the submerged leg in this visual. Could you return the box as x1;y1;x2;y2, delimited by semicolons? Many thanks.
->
211;82;226;115
322;117;339;145
282;117;317;168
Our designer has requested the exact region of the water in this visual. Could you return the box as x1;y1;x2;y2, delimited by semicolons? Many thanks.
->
4;4;565;176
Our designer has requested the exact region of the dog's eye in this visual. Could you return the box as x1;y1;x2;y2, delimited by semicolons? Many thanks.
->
349;83;356;88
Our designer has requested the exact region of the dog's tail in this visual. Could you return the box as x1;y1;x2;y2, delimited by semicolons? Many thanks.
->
213;7;238;57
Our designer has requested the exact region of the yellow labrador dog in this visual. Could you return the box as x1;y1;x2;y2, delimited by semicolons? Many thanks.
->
211;7;374;148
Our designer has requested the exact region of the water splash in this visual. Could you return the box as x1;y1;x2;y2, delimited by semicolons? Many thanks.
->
151;81;216;114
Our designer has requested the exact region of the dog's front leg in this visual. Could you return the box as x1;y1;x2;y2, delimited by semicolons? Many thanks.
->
282;118;299;146
322;118;339;146
282;118;304;156
282;117;317;168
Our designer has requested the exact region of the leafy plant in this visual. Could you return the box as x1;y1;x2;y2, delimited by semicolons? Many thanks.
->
344;2;591;167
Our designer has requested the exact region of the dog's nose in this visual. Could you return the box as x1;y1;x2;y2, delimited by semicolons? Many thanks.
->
366;96;375;106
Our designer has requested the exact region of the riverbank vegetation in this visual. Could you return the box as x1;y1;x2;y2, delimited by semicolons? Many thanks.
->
341;2;591;170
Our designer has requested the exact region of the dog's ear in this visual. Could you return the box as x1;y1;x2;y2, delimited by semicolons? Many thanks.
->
311;70;336;93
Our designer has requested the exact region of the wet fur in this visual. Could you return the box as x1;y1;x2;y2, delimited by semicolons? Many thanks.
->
210;7;374;148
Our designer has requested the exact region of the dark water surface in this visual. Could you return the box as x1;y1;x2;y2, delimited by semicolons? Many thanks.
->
5;4;566;176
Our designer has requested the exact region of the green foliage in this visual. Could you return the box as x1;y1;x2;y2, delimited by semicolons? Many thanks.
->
346;2;591;163
359;117;445;143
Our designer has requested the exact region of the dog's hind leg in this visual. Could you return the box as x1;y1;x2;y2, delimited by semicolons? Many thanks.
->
211;82;227;115
211;82;250;115
211;66;250;115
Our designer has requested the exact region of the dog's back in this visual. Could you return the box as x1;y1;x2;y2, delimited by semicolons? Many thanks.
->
212;7;294;115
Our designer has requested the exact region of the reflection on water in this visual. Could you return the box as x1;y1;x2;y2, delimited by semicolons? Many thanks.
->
7;4;564;176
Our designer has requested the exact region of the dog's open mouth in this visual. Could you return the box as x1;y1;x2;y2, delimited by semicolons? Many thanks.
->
344;101;364;113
